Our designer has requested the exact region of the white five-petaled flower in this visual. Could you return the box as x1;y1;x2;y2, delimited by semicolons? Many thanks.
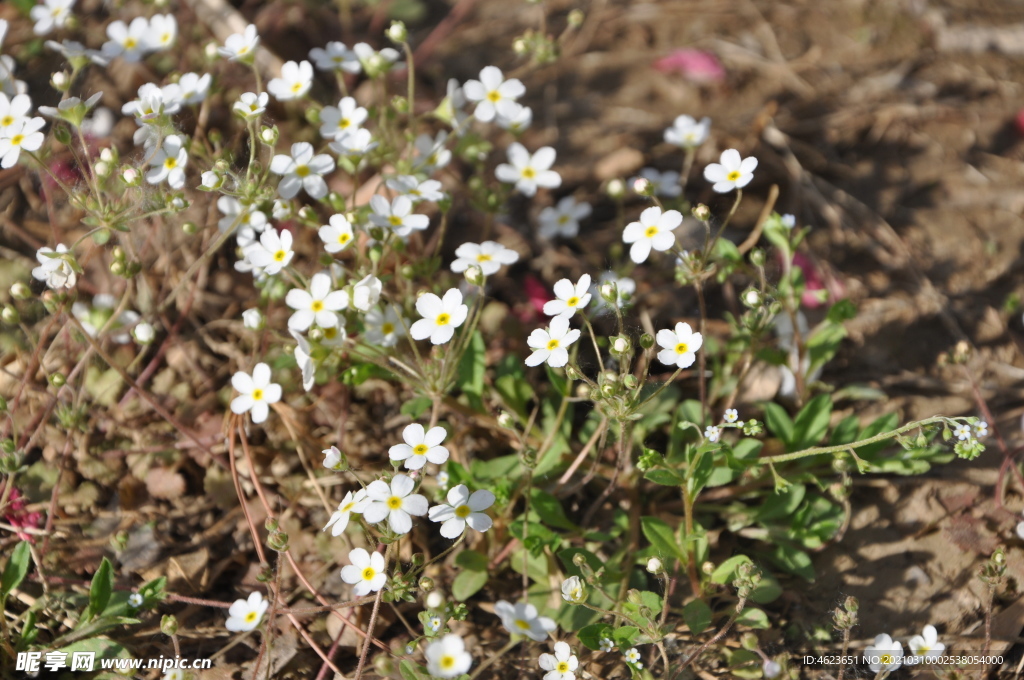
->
953;423;972;441
428;484;494;538
268;60;314;101
369;195;429;237
365;306;406;348
539;196;591;240
225;592;269;632
30;0;74;36
463;66;525;122
147;14;177;51
233;91;268;120
539;642;578;680
599;638;614;653
218;23;260;61
309;41;360;72
363;474;428;534
413;131;451;172
624;647;642;668
322;446;345;471
525;315;581;369
704;425;720;443
145;135;188;189
0;94;32;136
906;624;944;665
425;634;473;678
664;114;711;148
270;142;335;200
102;17;151;62
319;214;355;253
128;593;144;608
496;143;561;197
656;322;704;369
622;206;682;264
496;101;533;133
543;274;592;318
32;243;76;289
177;73;211;105
386;175;446;203
864;633;903;673
230;363;281;424
330;128;377;159
724;409;739;423
410;289;468;345
974;420;989;438
243;227;294;276
319;96;367;139
0;117;45;168
703;148;757;194
450;241;519;277
560;576;586;604
285;272;349;331
324;489;369;536
341;548;387;596
389;423;450;470
636;167;682;198
494;601;556;641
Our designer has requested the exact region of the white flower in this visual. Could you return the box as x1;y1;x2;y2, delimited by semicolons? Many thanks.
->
425;634;473;678
525;315;580;369
128;593;144;608
322;446;345;471
45;39;107;65
133;322;155;345
351;42;401;76
974;421;989;438
781;214;796;229
724;409;739;423
271;142;335;200
362;474;429;534
341;548;387;596
442;78;470;131
496;143;561;197
219;197;267;244
244;227;294;276
369;195;429;237
864;634;903;673
218;24;260;62
463;66;525;122
290;330;317;391
225;592;269;632
286;272;349;331
646;557;662;574
450;241;519;277
352;275;382;312
0;117;45;168
426;590;444;610
435;470;449;488
146;14;177;52
624;647;642;668
177;72;211;105
31;243;76;289
539;642;578;680
122;83;180;126
543;274;592;318
495;102;533;132
0;94;32;136
656;322;704;369
309;41;359;72
594;272;635;310
319;96;367;139
763;660;782;678
233;91;268;120
413;131;451;172
31;0;74;36
1017;519;1024;540
230;363;281;424
390;423;450;470
330;128;377;159
145;135;188;189
664;114;710;149
636;167;682;198
324;490;369;536
560;576;585;604
163;669;183;680
102;17;151;62
953;423;972;441
0;55;26;98
622;206;682;264
428;484;494;538
410;289;468;345
386;175;445;203
703;149;757;194
494;601;555;641
426;615;443;633
268;60;314;101
599;638;614;653
704;425;720;443
906;625;944;665
365;306;406;347
539;196;591;239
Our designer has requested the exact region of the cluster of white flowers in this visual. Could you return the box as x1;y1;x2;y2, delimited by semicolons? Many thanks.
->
864;625;945;672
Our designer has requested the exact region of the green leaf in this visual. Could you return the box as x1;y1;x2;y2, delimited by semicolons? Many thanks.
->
454;550;488;572
756;484;806;522
645;468;686;486
471;455;521;481
827;299;857;323
681;598;712;634
456;330;486;412
767;544;815;581
87;557;114;621
578;622;613;650
495;356;535;418
735;606;769;629
854;412;900;457
531;489;577;530
829;415;860;446
762;402;793;446
1;542;31;599
400;660;427;680
400;397;433;420
612;625;640;648
791;394;832;450
710;555;753;585
452;569;488;601
641;516;685;562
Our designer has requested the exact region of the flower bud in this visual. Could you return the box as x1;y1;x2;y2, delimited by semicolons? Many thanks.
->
623;374;638;390
260;126;279;145
611;336;631;355
133;322;155;345
639;333;654;349
572;553;587;567
308;327;324;342
1;305;19;325
50;372;66;388
763;660;782;678
121;167;140;185
200;170;223;190
701;561;715;575
418;577;434;591
242;308;263;330
100;148;115;163
599;282;618;304
51;71;70;92
10;282;31;300
160;614;179;636
692;203;711;221
632;177;652;196
426;590;444;609
464;265;486;287
741;288;761;307
512;38;529;56
646;557;663;574
109;260;125;276
567;9;584;26
387;21;408;43
497;412;514;429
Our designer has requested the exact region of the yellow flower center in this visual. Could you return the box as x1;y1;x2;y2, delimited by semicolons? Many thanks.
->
273;249;287;262
644;225;658;237
486;90;501;103
521;167;536;179
238;46;249;55
476;254;492;262
727;170;741;181
124;37;137;49
294;165;310;177
341;500;355;511
557;662;570;672
338;233;350;244
161;32;171;44
388;215;403;227
413;444;429;456
546;339;560;350
440;655;456;670
435;313;450;326
381;323;394;334
164;157;177;169
10;134;23;146
558;215;569;224
244;611;258;623
311;300;324;312
387;496;402;509
514;619;530;630
324;327;338;339
362;566;376;580
0;116;12;127
252;388;264;401
880;654;894;666
339;118;351;129
455;504;471;518
675;342;689;354
291;82;303;93
566;296;579;307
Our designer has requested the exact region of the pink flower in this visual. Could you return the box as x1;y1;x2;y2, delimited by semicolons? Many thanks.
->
2;487;43;542
653;49;725;83
788;252;846;308
517;274;552;323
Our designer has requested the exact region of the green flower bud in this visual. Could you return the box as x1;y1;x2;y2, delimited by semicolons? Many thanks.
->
692;204;711;221
50;372;66;387
567;9;584;27
160;614;179;636
10;282;31;300
1;305;19;325
387;21;408;43
639;333;654;349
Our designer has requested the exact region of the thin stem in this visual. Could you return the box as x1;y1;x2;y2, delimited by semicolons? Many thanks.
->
581;315;605;374
354;543;392;680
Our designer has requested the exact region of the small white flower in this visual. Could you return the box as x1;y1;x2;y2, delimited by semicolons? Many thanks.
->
0;94;32;136
495;101;532;132
703;149;757;194
330;128;377;160
664;114;710;149
636;167;681;198
362;474;429;534
177;72;211;105
164;669;184;680
319;96;367;139
864;634;903;673
538;196;591;240
309;41;359;72
410;289;468;345
243;227;294;276
974;421;989;438
656;322;704;369
268;60;313;101
318;214;355;254
525;315;581;369
624;647;642;668
560;576;585;604
351;275;382;312
146;14;177;52
599;638;614;653
496;142;561;197
781;214;796;229
539;641;578;680
128;593;144;608
270;142;335;200
543;274;592;318
622;206;682;264
0;117;45;168
322;446;346;471
463;66;525;122
285;272;349;332
145;135;188;189
32;243;76;290
763;660;782;678
225;592;269;632
435;470;450;488
646;557;662;574
450;241;519;277
389;423;450;470
341;548;387;596
724;409;739;423
426;615;443;633
369;195;429;237
218;24;260;61
428;484;494;538
233;91;268;120
386;175;446;203
242;308;263;331
906;624;944;665
412;131;451;172
953;423;972;441
365;306;406;347
102;17;151;62
230;363;281;424
30;0;75;36
494;600;556;641
425;634;473;678
704;425;720;443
